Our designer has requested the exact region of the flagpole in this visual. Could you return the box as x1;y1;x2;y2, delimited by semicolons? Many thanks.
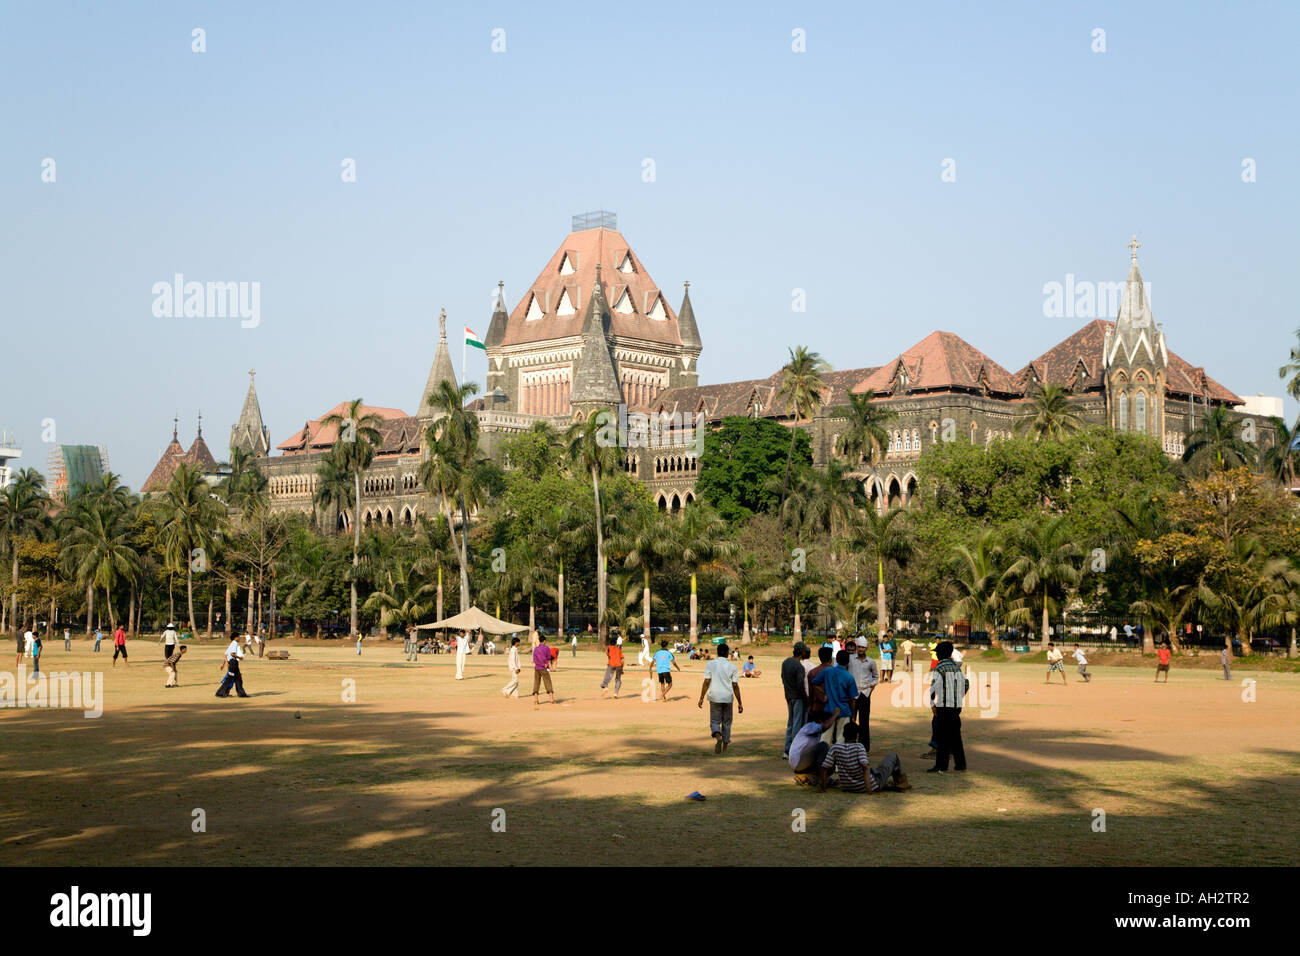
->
462;334;466;389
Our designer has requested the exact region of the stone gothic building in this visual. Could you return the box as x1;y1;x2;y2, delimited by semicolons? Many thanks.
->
154;225;1259;526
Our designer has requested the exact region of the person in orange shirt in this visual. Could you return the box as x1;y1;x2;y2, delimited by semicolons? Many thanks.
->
1155;641;1172;683
600;636;625;698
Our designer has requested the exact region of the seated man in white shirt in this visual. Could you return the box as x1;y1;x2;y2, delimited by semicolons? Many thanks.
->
788;708;840;784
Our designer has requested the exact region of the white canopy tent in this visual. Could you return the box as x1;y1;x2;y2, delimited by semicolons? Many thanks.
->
415;606;528;635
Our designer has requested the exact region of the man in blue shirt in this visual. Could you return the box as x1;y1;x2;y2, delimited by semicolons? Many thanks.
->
651;639;681;702
811;650;859;745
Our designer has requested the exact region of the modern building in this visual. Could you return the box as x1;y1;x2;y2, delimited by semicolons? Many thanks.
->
0;430;20;489
47;443;110;502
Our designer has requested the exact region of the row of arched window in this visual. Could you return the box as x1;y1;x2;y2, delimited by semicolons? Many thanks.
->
655;490;696;512
654;455;697;475
271;475;316;497
1117;391;1151;434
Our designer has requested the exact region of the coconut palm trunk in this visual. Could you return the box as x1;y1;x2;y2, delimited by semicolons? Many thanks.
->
224;584;232;637
591;464;607;643
742;598;751;644
1040;597;1050;649
794;595;802;641
457;493;471;609
350;470;362;636
84;583;94;636
1289;626;1296;660
876;557;887;632
436;565;444;620
11;554;19;640
557;563;565;638
186;564;197;637
642;570;651;645
689;572;698;644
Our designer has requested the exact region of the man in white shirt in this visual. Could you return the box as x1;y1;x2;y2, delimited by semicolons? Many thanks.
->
160;622;179;663
637;635;651;667
216;637;249;697
697;642;743;754
455;630;471;679
21;628;35;665
1073;644;1091;682
788;708;838;782
570;634;578;658
502;636;521;697
847;640;880;751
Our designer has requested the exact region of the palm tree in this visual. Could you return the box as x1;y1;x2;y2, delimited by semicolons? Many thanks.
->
1016;384;1084;440
829;579;871;635
502;538;555;639
851;507;913;632
537;504;583;639
833;390;895;467
602;570;643;640
219;447;268;511
677;502;734;643
948;530;1007;648
1002;515;1082;648
312;457;354;531
720;552;771;644
763;561;825;642
362;561;436;633
1257;556;1300;660
775;345;830;506
320;399;384;636
1197;537;1299;657
60;498;139;632
411;514;454;622
1262;416;1298;489
611;506;678;647
160;463;223;635
1182;405;1257;473
419;380;481;613
0;469;47;639
778;460;862;548
1277;327;1300;433
564;410;621;642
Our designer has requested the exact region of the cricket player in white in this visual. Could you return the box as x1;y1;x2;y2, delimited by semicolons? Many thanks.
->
455;630;471;680
502;637;521;697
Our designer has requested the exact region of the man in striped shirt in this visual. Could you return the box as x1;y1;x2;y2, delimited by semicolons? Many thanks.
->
164;645;188;687
817;722;911;793
927;641;968;773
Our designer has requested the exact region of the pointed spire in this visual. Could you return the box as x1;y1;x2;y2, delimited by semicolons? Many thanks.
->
1116;235;1154;330
417;307;458;419
172;414;178;442
230;367;271;457
484;280;508;349
196;411;203;439
677;280;702;349
569;269;622;407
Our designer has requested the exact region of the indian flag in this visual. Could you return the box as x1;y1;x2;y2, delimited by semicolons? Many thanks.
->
464;327;486;351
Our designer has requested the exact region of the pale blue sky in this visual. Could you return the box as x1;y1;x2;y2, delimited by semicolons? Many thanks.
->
2;1;1296;488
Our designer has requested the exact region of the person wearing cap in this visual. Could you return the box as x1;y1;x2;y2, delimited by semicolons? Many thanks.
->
160;622;179;664
847;640;880;751
164;644;188;687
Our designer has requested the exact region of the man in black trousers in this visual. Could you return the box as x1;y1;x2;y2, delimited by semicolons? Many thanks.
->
216;635;249;698
927;640;968;773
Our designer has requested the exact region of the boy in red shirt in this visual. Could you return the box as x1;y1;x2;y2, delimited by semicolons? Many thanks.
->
112;626;129;667
1155;641;1172;683
600;636;625;698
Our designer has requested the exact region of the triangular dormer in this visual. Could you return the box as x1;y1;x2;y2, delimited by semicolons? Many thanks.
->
525;293;545;321
618;251;635;274
646;292;667;321
613;288;635;315
556;288;577;317
559;252;576;276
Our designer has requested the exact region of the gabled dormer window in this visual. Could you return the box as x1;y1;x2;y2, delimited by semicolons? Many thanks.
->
559;253;576;275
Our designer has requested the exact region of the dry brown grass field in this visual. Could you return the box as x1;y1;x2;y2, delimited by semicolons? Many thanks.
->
2;639;1296;866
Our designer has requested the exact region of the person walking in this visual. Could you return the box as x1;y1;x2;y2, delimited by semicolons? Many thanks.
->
600;635;625;699
112;624;128;667
651;639;681;702
160;622;179;665
30;631;42;676
502;636;522;698
216;634;249;697
570;634;578;659
781;641;810;758
407;627;419;662
928;641;968;773
901;636;914;672
355;632;363;656
164;645;188;687
93;627;103;653
531;633;556;705
63;628;71;652
455;630;471;680
637;633;651;668
698;641;742;754
1220;644;1232;681
1073;644;1091;682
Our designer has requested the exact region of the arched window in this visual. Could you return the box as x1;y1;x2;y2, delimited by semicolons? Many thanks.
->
1118;392;1128;431
1136;392;1147;434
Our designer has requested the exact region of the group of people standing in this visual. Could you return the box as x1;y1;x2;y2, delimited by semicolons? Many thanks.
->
781;637;970;793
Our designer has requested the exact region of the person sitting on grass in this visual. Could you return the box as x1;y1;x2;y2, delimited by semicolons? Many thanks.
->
788;708;840;785
817;722;912;794
742;655;761;678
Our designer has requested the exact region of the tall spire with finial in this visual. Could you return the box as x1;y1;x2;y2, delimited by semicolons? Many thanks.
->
173;414;178;441
569;264;622;408
230;367;271;457
417;307;458;420
197;411;203;439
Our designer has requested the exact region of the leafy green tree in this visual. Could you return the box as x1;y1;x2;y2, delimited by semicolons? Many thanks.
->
676;502;733;642
611;505;677;645
564;411;621;642
1002;515;1082;648
1183;405;1257;473
159;463;223;633
851;507;913;632
0;468;47;637
363;561;436;633
832;390;894;467
697;416;811;522
948;530;1007;647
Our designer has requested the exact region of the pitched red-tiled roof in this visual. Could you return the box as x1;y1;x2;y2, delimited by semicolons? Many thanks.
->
141;437;185;493
276;403;417;455
182;436;218;471
1015;320;1240;404
500;228;684;348
851;331;1022;398
652;366;880;425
